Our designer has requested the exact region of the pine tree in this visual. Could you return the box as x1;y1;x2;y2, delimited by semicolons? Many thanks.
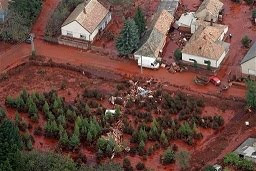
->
16;96;25;112
116;19;139;56
86;131;93;143
59;130;69;148
15;111;21;126
57;115;66;126
134;7;146;37
106;143;113;156
74;122;80;137
26;138;33;151
69;133;80;149
175;150;190;170
246;80;256;109
75;116;82;128
43;101;50;114
162;148;175;165
160;130;168;146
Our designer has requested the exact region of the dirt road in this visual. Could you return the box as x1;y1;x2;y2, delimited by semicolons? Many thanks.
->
0;0;247;99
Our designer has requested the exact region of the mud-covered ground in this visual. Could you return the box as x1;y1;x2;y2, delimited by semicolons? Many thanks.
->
0;64;250;170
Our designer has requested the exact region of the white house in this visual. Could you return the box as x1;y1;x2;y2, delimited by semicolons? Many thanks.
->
241;42;256;76
195;0;224;22
174;12;196;32
61;0;111;42
182;25;230;68
134;10;174;61
0;0;9;23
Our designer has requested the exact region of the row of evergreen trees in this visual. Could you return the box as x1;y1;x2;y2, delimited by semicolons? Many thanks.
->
116;7;146;56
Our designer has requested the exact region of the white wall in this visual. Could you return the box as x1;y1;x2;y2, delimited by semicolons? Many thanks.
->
61;21;91;41
90;12;112;41
61;12;112;42
182;53;218;68
241;58;256;76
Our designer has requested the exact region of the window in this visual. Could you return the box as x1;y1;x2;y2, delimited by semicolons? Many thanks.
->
67;31;73;37
80;34;86;39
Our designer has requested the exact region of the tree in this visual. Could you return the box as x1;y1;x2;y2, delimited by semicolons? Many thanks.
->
43;101;50;114
245;0;254;4
134;7;146;37
160;130;168;146
178;122;195;138
174;49;182;61
0;11;29;42
241;35;251;48
0;159;13;171
162;148;175;165
246;80;256;109
0;107;6;120
59;130;69;148
69;133;80;149
116;19;139;56
0;119;22;170
175;151;190;170
86;131;93;143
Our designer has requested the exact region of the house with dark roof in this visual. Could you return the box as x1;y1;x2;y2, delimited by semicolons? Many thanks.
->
0;0;9;23
241;42;256;76
61;0;111;41
134;10;174;61
182;24;229;68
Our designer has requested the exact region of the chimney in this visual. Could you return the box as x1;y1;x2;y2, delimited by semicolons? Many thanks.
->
210;19;213;26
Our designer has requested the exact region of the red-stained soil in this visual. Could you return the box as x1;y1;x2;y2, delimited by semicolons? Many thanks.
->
0;64;248;170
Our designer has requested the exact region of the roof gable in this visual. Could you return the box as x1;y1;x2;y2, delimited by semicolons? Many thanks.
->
241;41;256;64
135;10;174;58
62;0;109;33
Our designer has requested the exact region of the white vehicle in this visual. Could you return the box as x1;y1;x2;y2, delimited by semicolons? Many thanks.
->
213;164;222;171
137;56;160;69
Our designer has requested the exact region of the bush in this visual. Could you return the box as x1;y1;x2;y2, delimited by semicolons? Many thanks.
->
252;9;256;19
123;158;133;171
203;165;215;171
174;48;182;61
161;148;175;165
224;152;254;170
136;162;145;170
241;35;251;48
245;0;254;4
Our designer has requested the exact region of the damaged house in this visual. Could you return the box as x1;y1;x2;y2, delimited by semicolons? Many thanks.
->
182;24;230;68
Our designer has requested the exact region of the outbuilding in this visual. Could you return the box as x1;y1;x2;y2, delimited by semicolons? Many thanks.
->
241;41;256;76
61;0;111;42
195;0;224;22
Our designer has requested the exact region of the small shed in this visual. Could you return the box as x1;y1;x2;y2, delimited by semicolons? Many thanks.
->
174;12;196;32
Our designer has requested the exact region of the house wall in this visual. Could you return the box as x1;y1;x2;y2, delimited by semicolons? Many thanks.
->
90;12;112;41
61;21;91;41
241;58;256;76
182;53;218;68
0;11;7;22
196;10;218;22
216;51;227;67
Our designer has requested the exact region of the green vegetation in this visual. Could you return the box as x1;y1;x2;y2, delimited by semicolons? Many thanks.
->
224;152;254;171
0;0;42;42
174;48;182;61
252;9;256;19
161;147;175;165
134;7;146;37
244;0;254;5
246;80;256;109
116;19;140;56
175;150;191;170
241;35;251;48
45;0;84;39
